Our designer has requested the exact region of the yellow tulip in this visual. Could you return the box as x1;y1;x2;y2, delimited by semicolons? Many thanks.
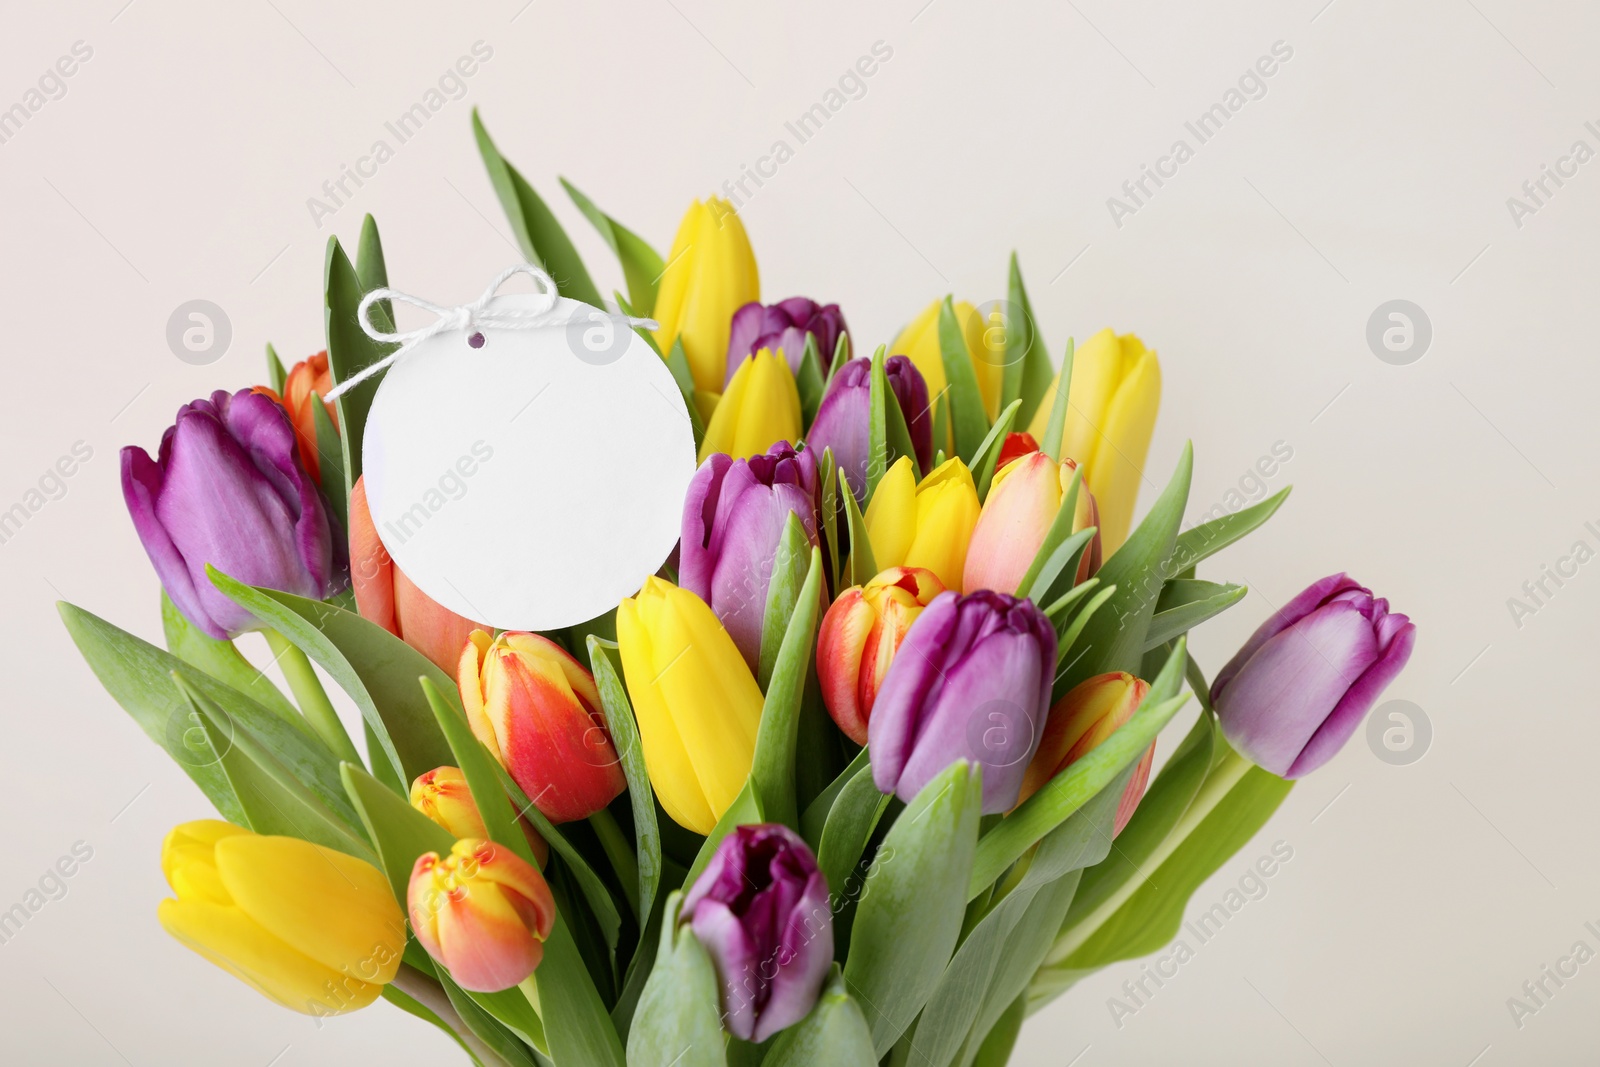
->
891;299;1005;425
615;577;765;834
863;456;981;592
1027;329;1161;551
653;197;760;396
698;349;801;462
157;821;404;1016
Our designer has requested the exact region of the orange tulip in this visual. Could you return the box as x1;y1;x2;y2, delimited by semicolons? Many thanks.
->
458;630;626;824
256;352;338;484
1017;671;1154;834
815;567;945;745
408;838;555;993
410;767;549;867
963;451;1101;597
348;476;484;674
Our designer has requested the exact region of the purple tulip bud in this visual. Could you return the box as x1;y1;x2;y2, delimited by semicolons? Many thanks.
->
805;356;933;501
1212;573;1416;779
121;389;348;640
680;441;818;671
869;590;1057;813
681;824;833;1042
725;297;849;386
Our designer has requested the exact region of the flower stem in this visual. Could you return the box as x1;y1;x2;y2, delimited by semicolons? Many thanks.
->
390;964;514;1067
263;629;363;766
588;807;640;919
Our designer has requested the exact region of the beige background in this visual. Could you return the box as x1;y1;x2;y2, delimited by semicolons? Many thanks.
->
4;0;1598;1063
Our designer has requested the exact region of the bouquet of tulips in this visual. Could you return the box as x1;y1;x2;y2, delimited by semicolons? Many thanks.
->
59;112;1415;1067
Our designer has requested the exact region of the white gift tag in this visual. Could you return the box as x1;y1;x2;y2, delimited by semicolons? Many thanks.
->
361;291;696;632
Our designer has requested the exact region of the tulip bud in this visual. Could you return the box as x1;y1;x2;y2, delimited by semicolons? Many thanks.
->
805;355;934;501
816;566;945;745
410;766;549;866
408;838;555;993
863;456;981;593
891;299;1003;424
700;350;803;463
869;590;1057;813
1026;329;1160;551
725;297;849;386
348;476;485;674
994;431;1040;471
1017;672;1154;834
681;824;833;1042
680;441;818;672
458;630;626;824
1213;573;1416;779
963;451;1101;596
654;197;760;396
256;352;338;484
158;820;404;1016
122;390;347;640
616;577;765;834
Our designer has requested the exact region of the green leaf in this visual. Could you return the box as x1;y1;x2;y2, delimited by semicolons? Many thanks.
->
817;448;841;593
1014;467;1083;597
627;893;727;1067
1054;583;1118;672
265;343;287;393
937;299;989;463
420;677;542;867
1171;486;1292;572
380;984;475;1062
1023;527;1095;611
1038;338;1075;464
1003;255;1053;431
757;515;812;691
160;592;299;724
969;641;1190;897
309;391;348;534
841;478;875;587
665;338;707;451
932;392;950;462
355;214;391;324
762;966;876;1067
970;399;1022;503
588;638;663;927
796;333;826;430
825;330;851;386
801;746;871;849
843;761;982;1055
561;177;664;316
324;236;397;489
814;760;892;924
207;570;453;787
968;994;1023;1067
473;109;603;306
535;904;628;1065
1055;443;1193;694
438;975;544;1067
1143;579;1247;651
870;343;922;491
748;548;824;827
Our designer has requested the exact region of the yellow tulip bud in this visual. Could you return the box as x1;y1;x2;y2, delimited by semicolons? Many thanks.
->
863;456;981;593
890;299;1003;426
615;577;764;834
1027;329;1161;551
653;197;760;396
698;349;802;462
157;821;404;1016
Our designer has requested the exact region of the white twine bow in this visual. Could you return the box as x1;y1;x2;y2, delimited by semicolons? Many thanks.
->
323;263;658;401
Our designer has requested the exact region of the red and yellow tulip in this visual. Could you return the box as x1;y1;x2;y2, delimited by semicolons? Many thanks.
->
408;838;555;993
816;567;945;745
1017;672;1154;834
963;450;1101;596
410;766;549;866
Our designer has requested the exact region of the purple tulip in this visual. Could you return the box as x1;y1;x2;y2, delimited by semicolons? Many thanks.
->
725;297;849;386
681;824;833;1042
121;389;348;640
805;355;934;501
1212;573;1416;779
680;441;818;671
869;590;1057;813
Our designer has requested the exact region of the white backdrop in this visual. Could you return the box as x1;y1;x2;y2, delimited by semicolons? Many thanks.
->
3;1;1597;1064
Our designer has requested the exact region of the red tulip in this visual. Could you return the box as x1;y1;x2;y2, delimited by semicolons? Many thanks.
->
1017;672;1153;834
815;567;945;745
408;839;555;993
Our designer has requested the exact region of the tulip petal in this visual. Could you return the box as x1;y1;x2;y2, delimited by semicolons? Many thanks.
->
1211;573;1361;700
1286;615;1416;778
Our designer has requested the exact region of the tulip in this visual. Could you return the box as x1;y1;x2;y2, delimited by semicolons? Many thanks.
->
1017;672;1154;834
725;297;848;385
995;431;1040;472
816;566;945;745
410;766;549;866
654;197;760;396
804;355;933;501
458;630;626;824
1213;573;1416;779
408;838;555;993
122;390;347;640
157;820;404;1015
962;451;1101;596
700;350;803;463
616;577;765;834
349;476;484;674
256;352;338;484
1026;329;1160;551
680;442;818;672
680;824;832;1042
869;590;1057;813
891;299;1005;423
863;456;981;593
